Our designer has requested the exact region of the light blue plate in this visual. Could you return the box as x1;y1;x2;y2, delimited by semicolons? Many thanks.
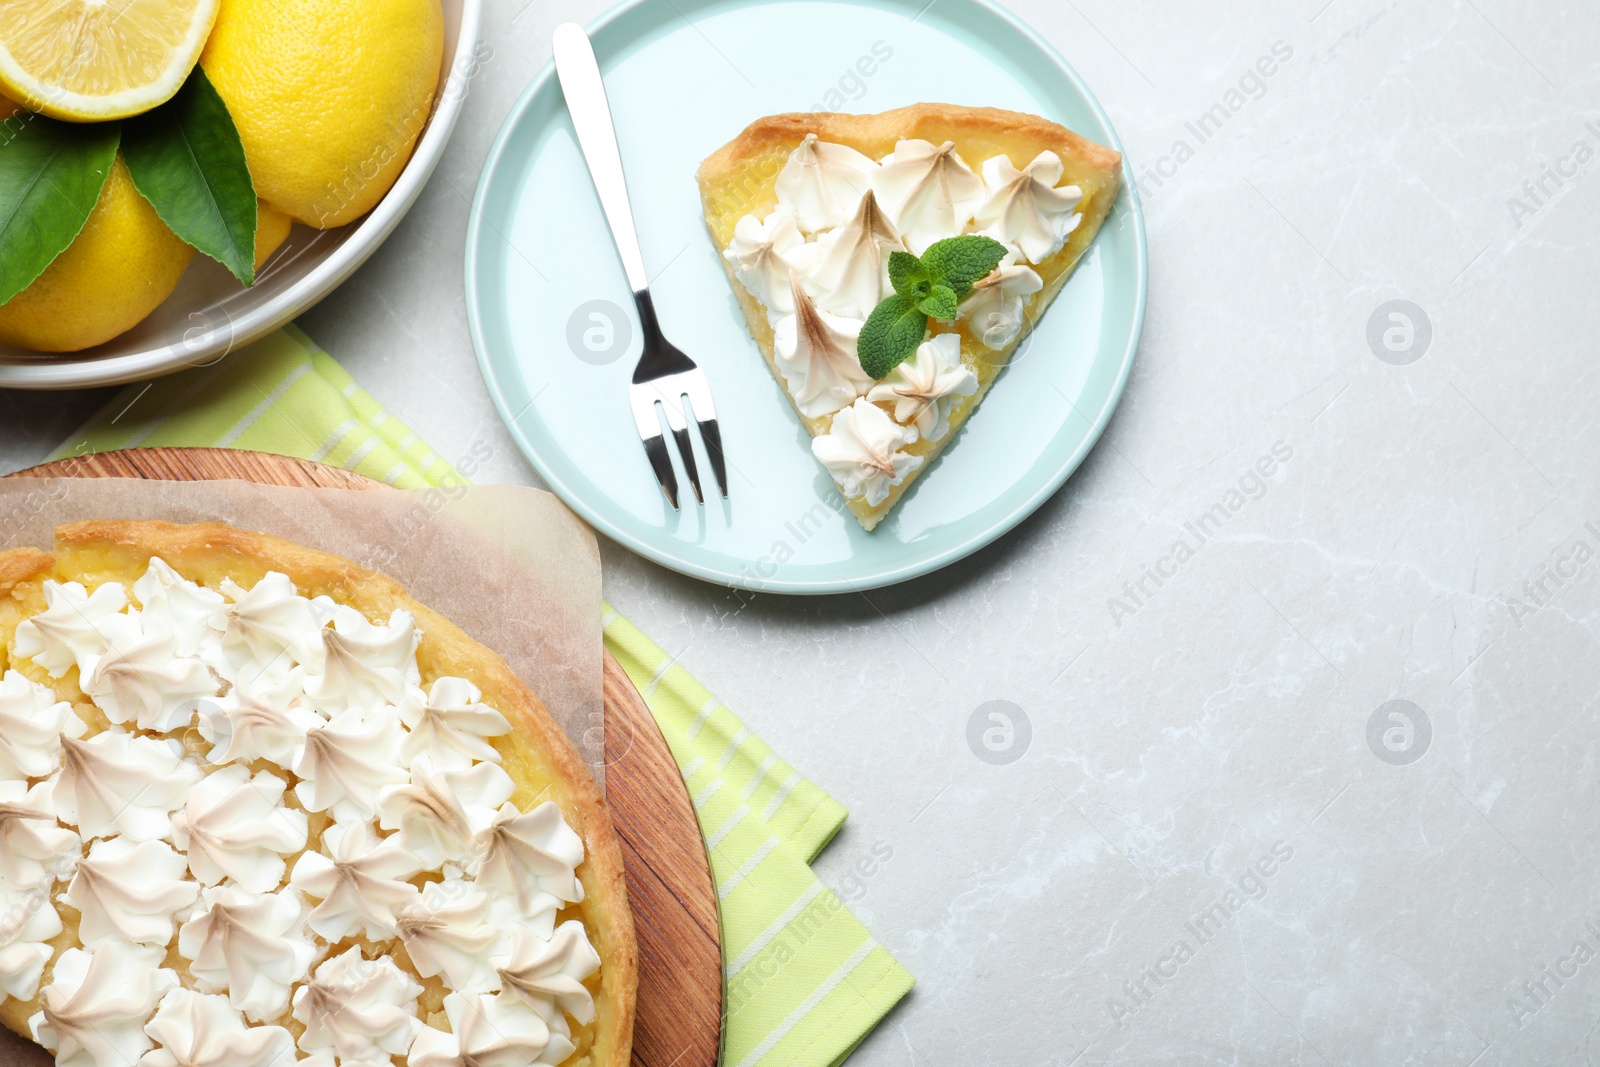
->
466;0;1146;594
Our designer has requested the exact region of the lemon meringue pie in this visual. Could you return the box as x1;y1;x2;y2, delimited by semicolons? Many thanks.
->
0;521;635;1067
699;104;1123;531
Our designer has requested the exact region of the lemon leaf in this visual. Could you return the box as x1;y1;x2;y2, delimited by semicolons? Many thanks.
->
123;67;258;286
0;116;119;306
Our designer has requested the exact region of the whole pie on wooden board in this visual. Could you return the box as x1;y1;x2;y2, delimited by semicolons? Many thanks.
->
0;519;636;1067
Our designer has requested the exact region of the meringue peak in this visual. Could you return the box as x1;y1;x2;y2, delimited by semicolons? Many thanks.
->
867;332;977;442
803;190;905;320
772;275;873;419
178;885;315;1022
723;206;817;315
775;133;878;232
975;151;1082;262
811;397;922;506
290;820;422;940
872;139;986;254
47;731;199;842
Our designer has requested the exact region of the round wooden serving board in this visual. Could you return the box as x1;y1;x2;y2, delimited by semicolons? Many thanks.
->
7;447;723;1067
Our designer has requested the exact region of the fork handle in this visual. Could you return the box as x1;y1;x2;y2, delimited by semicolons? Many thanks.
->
553;23;650;294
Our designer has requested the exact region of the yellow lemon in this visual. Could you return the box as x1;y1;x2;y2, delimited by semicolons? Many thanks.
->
0;157;194;352
255;199;293;269
201;0;444;229
0;0;219;121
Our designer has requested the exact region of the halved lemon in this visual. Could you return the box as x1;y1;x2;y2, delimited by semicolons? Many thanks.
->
0;0;220;122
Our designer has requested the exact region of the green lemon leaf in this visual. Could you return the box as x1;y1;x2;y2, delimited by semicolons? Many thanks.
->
122;67;258;286
887;250;927;297
917;283;959;321
0;116;119;306
920;234;1009;298
858;293;928;379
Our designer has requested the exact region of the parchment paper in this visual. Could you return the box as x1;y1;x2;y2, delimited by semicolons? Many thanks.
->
0;477;605;781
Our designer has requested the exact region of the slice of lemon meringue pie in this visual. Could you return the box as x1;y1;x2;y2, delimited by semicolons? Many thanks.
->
699;104;1122;531
0;521;636;1067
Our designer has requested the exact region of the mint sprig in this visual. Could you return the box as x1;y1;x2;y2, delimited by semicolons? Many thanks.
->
857;235;1007;379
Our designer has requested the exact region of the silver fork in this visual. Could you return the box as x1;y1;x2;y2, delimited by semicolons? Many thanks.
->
552;22;728;509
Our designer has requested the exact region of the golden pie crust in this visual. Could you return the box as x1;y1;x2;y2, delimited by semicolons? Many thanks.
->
697;103;1124;530
0;520;636;1067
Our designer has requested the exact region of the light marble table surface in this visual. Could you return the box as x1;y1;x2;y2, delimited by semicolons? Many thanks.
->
6;1;1600;1063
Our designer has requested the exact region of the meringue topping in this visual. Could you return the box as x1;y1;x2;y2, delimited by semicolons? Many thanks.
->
45;731;200;841
378;759;515;869
872;139;986;254
65;836;199;947
0;780;80;891
177;885;316;1023
8;554;605;1067
398;677;512;770
959;256;1043;350
171;766;309;892
83;631;220;733
291;948;422;1063
495;922;602;1026
802;189;905;319
289;820;422;940
396;881;503;993
291;707;408;822
475;801;586;912
974;151;1082;262
304;605;416;715
133;557;224;658
723;206;818;314
811;397;923;507
774;133;878;232
410;991;572;1067
772;275;874;419
215;572;324;675
31;941;178;1067
866;333;977;443
0;879;63;1000
197;668;322;769
14;580;138;679
140;988;296;1067
0;946;54;1004
0;668;85;780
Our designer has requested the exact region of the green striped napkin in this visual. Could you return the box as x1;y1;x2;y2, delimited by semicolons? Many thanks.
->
49;325;913;1067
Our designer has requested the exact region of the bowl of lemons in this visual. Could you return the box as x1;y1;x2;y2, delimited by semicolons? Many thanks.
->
0;0;481;389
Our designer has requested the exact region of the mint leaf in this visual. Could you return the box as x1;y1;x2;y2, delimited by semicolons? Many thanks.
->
918;283;959;321
858;293;928;379
887;250;926;297
0;117;119;305
920;235;1009;299
123;67;258;286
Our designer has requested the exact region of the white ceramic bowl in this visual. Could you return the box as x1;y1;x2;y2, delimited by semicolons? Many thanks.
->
0;0;481;390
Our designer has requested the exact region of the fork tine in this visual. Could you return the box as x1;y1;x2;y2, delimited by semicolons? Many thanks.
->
697;417;728;498
648;387;705;505
681;373;729;498
630;388;680;509
642;432;680;510
670;423;705;505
